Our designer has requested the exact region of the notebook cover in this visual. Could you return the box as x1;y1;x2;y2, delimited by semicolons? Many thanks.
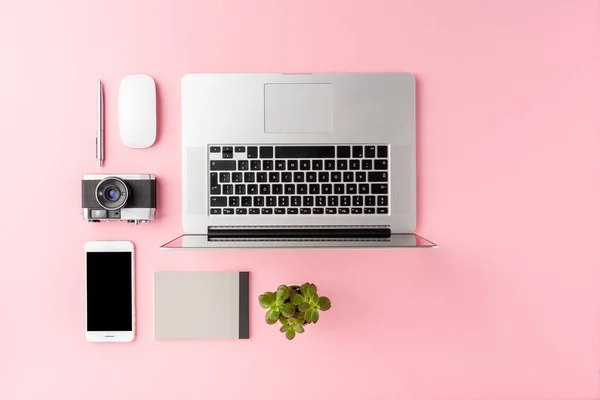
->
154;271;249;339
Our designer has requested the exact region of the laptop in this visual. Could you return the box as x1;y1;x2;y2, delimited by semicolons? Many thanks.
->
161;73;435;249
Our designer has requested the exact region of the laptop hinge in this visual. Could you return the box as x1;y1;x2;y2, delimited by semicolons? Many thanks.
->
208;226;391;240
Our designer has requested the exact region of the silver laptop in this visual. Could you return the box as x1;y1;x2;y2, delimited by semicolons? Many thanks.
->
162;73;435;249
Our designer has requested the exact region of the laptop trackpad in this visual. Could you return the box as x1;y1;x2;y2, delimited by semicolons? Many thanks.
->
264;83;333;133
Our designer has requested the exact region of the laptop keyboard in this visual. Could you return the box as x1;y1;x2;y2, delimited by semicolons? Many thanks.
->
208;145;389;216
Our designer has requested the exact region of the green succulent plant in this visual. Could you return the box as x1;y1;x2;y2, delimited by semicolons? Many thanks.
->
259;282;331;340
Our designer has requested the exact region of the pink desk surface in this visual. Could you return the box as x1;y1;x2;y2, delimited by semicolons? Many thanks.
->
0;1;598;399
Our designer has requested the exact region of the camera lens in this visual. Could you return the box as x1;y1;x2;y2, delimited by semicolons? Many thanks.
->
106;187;120;201
95;177;129;211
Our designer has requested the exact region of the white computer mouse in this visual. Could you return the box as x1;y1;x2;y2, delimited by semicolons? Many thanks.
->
118;74;156;148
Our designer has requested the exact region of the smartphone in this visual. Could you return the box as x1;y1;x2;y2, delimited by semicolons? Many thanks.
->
85;241;135;342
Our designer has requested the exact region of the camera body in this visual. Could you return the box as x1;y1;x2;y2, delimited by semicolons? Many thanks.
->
82;174;156;223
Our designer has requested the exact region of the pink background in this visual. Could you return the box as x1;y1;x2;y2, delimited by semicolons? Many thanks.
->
1;0;599;399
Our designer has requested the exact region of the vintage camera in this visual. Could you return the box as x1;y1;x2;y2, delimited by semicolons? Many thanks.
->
82;174;156;223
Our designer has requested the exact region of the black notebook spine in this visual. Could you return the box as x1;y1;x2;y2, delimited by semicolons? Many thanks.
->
238;272;250;339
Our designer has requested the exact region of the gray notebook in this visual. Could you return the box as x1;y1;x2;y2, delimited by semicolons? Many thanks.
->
154;271;249;339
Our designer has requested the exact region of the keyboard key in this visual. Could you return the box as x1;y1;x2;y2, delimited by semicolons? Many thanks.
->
377;208;388;214
371;184;388;194
238;160;249;171
328;196;339;206
210;160;236;171
313;208;324;214
223;208;234;215
300;208;311;214
361;160;372;170
285;184;295;194
368;172;388;182
263;160;273;170
260;184;270;194
272;184;283;195
297;184;308;194
275;208;285;214
232;173;243;183
325;160;335;170
210;146;220;153
251;160;261;170
236;208;247;215
249;208;260;214
337;160;348;170
306;172;317;182
312;160;323;170
337;146;350;158
287;160;298;170
287;208;299;214
331;172;342;182
377;196;388;206
291;196;301;207
211;185;221;195
303;196;314;206
346;184;357;194
309;184;320;194
257;172;268;182
341;196;351;206
278;196;289;207
235;184;245;195
260;146;273;158
365;146;376;158
300;160;310;170
275;160;286;170
351;208;362;214
269;172;279;182
222;151;233;159
275;146;335;159
350;160;360;170
339;208;350;214
248;184;258;194
364;207;375;214
223;184;233;195
211;197;227;207
223;146;233;153
334;184;344;194
247;146;258;158
267;196;276;207
235;146;245;153
374;160;388;170
356;172;366;182
316;196;326;207
294;172;304;182
228;196;239;207
244;172;255;182
377;146;388;158
343;172;354;182
219;172;230;182
326;208;337;214
359;184;369;194
282;172;293;182
352;146;363;158
319;172;329;182
353;196;363;206
210;208;221;215
366;196;376;206
261;208;273;214
254;196;265;207
322;184;332;194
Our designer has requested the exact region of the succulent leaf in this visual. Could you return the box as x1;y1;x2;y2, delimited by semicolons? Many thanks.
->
317;296;331;311
266;309;280;324
293;324;305;333
291;293;305;305
259;294;274;309
297;302;310;312
285;329;296;340
280;303;295;318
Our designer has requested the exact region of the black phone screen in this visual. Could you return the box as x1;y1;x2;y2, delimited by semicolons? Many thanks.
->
86;252;132;331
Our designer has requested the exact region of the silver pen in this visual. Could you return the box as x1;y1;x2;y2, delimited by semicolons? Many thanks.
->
97;80;104;167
